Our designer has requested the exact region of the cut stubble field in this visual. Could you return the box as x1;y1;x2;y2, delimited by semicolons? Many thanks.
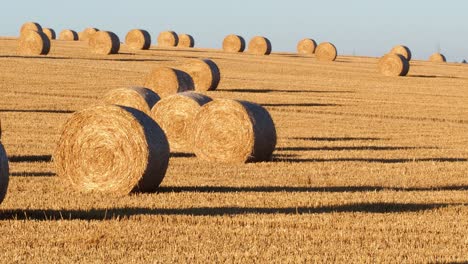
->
0;37;467;263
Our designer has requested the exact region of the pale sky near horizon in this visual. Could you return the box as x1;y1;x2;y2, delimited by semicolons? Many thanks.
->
2;0;467;62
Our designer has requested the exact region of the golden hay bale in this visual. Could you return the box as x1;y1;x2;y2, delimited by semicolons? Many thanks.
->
79;27;99;41
42;28;56;40
54;105;170;195
390;45;412;61
429;53;447;63
151;92;212;152
297;38;317;55
157;31;178;47
103;87;160;115
248;36;272;55
192;99;277;163
378;53;410;77
89;31;120;55
144;67;194;97
222;34;246;53
59;29;78;41
177;34;195;48
17;30;51;56
178;59;220;91
125;29;151;50
316;42;337;61
0;142;9;205
20;22;42;36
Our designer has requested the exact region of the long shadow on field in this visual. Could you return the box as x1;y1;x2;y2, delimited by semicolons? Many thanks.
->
220;88;354;94
0;109;74;114
273;157;467;163
289;137;384;141
408;74;459;79
10;172;55;177
0;55;169;63
9;155;52;163
0;203;455;220
261;103;339;107
276;146;434;151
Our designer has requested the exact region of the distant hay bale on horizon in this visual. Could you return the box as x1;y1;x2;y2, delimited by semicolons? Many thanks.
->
0;142;9;205
429;53;447;63
297;38;317;55
17;30;51;56
178;59;220;91
378;53;410;77
59;29;78;41
103;87;160;115
42;28;56;40
222;34;245;53
79;28;99;41
151;92;212;152
390;45;412;61
89;31;120;55
248;36;272;55
125;29;151;50
54;105;170;196
20;22;42;36
177;34;195;48
192;99;277;163
144;67;194;97
316;42;337;61
157;31;178;47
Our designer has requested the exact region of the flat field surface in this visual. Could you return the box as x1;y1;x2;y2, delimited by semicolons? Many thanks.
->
0;37;467;263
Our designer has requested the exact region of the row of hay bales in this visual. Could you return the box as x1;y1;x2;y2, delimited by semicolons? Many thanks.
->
0;120;9;205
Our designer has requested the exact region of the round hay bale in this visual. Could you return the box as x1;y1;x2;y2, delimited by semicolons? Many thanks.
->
192;99;277;163
17;30;51;56
0;142;9;205
390;45;412;61
54;105;170;195
248;36;272;55
177;34;195;48
144;67;194;97
157;31;178;47
378;53;410;77
103;87;160;115
20;22;42;36
429;53;446;63
89;31;120;55
222;34;245;53
178;59;220;91
59;29;78;41
316;42;337;61
151;92;212;152
297;38;317;55
42;28;56;40
125;29;151;50
79;27;99;41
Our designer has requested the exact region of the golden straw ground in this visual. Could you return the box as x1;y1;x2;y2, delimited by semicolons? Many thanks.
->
59;29;78;41
20;22;42;35
42;28;56;40
223;34;245;53
390;45;412;61
178;34;195;48
248;36;272;55
151;92;212;152
79;27;99;41
144;67;194;97
378;53;410;76
89;31;120;55
17;30;50;56
157;31;178;47
316;42;337;61
178;59;220;91
54;105;169;196
125;29;151;50
429;53;447;63
103;87;160;115
297;38;317;55
192;99;277;163
0;142;9;205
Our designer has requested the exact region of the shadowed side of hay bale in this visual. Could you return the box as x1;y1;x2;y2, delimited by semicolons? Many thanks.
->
178;59;220;91
316;42;337;61
79;27;99;41
390;45;412;61
192;99;277;163
59;29;79;41
20;22;42;36
103;87;160;115
297;38;317;55
0;142;9;205
151;92;212;152
54;105;170;195
125;29;151;50
144;67;194;97
42;28;56;40
178;34;195;48
248;36;272;55
17;30;51;56
429;53;447;63
223;34;245;53
89;31;120;55
378;54;410;77
157;31;178;47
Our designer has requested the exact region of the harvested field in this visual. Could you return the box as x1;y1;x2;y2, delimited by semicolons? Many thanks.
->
0;37;466;262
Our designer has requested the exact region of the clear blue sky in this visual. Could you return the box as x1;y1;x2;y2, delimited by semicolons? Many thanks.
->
2;0;467;62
